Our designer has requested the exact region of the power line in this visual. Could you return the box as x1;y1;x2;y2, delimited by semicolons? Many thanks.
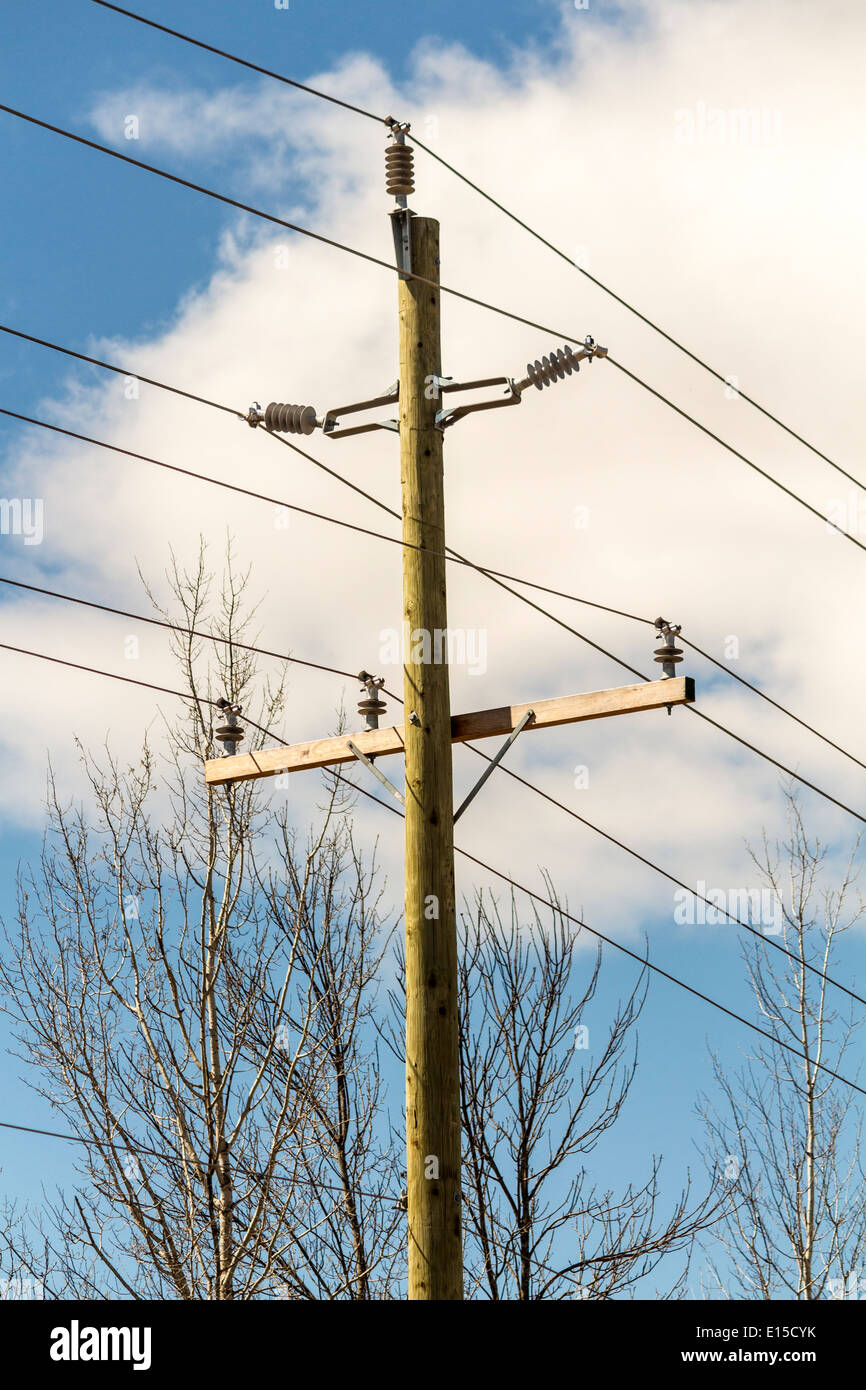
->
0;572;359;686
8;97;856;558
0;322;242;418
5;630;863;1085
458;743;866;1010
335;774;866;1099
5;401;865;827
674;636;866;775
86;0;385;125
2;317;859;776
607;356;866;556
0;323;651;618
0;103;596;349
0;640;283;745
0;1120;395;1203
0;404;410;551
410;133;862;493
0;76;857;554
267;439;866;827
4;558;862;1010
491;569;866;777
80;0;854;494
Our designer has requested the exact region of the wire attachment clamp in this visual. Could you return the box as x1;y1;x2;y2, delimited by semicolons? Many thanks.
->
435;337;608;431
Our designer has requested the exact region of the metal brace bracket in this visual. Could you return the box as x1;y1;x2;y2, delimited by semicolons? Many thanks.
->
346;739;405;805
322;383;400;440
434;376;523;431
453;710;534;823
390;207;413;281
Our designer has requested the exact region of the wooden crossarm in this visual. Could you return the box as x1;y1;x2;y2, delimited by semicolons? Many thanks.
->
204;676;694;787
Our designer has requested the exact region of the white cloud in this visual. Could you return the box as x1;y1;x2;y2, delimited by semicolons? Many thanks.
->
4;0;866;942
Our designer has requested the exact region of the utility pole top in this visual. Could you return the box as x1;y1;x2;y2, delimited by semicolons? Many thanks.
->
207;137;696;1302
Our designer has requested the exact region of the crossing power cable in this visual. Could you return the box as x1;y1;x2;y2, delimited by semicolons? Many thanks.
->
1;105;860;555
333;773;866;1099
83;0;857;494
0;1120;395;1203
0;320;859;775
0;572;361;686
85;0;385;124
0;103;599;350
0;323;242;418
2;563;863;1012
605;355;866;554
4;402;865;828
265;436;866;825
3;626;865;1061
458;742;866;1010
0;640;284;745
409;134;863;493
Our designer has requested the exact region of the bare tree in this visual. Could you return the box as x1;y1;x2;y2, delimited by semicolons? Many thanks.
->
0;545;736;1303
388;883;719;1300
0;546;401;1299
697;790;866;1300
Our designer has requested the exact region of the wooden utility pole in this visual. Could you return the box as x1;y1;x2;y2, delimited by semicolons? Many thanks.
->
398;215;463;1300
208;135;696;1302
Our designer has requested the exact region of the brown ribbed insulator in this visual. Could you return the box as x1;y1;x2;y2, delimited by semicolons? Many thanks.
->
525;345;578;391
263;401;318;435
385;141;415;196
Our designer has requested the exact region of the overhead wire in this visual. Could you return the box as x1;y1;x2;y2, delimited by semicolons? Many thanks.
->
82;0;857;494
0;639;283;745
458;742;866;1009
7;0;862;1206
0;103;598;349
332;773;866;1099
86;0;385;124
3;628;864;1070
2;560;863;1010
0;571;361;686
0;1120;397;1204
4;400;865;826
1;319;860;774
1;104;860;558
606;355;866;554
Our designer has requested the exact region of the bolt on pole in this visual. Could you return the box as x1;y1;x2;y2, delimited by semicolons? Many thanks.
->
399;213;464;1300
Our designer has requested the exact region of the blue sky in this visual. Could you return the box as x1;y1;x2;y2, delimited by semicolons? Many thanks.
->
1;0;865;1297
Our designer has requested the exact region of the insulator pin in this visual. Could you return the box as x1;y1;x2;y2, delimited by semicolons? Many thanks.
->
358;669;387;730
385;142;415;196
525;345;579;391
264;401;318;435
215;697;244;754
653;618;684;679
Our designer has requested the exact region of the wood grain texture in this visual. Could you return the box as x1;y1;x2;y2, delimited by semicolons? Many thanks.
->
204;677;695;786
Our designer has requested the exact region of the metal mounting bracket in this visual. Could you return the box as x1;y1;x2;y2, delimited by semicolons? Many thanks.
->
453;710;534;823
346;739;405;805
434;376;523;431
390;207;413;281
322;383;400;440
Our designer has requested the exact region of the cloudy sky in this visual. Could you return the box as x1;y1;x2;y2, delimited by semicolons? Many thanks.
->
1;0;864;1286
